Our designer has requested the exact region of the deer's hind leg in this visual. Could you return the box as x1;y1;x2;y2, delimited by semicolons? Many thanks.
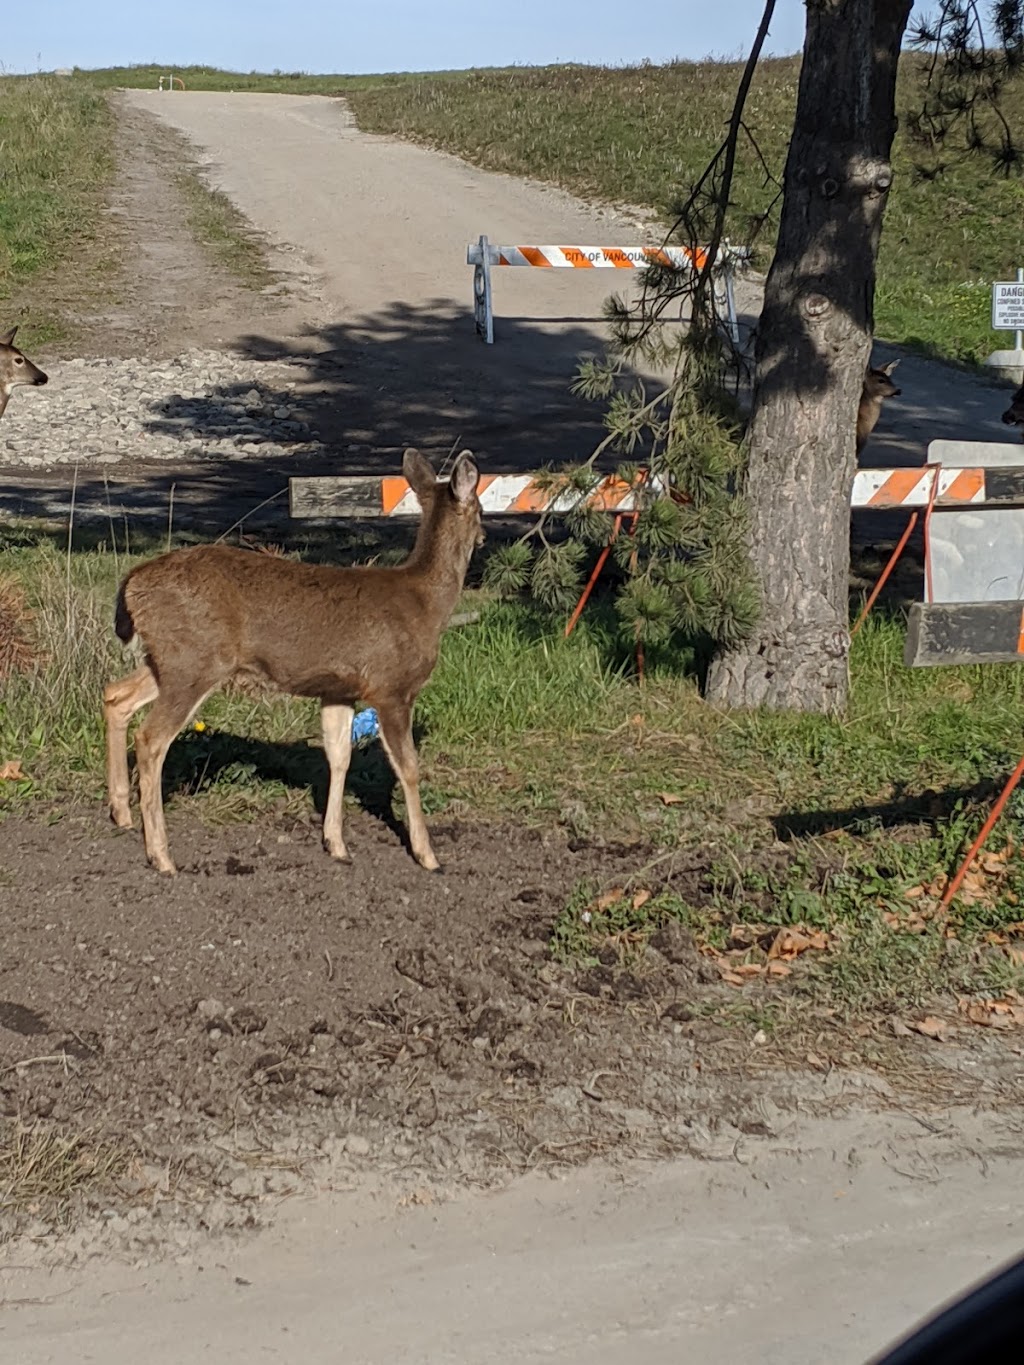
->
104;663;159;828
134;677;218;876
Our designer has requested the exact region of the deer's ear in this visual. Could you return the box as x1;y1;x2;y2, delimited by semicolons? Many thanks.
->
881;359;900;375
0;328;17;346
402;448;438;498
449;451;479;504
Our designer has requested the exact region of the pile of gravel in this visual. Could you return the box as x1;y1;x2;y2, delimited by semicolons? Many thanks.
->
0;350;329;467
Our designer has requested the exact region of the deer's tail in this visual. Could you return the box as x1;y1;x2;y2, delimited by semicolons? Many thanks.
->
114;576;136;645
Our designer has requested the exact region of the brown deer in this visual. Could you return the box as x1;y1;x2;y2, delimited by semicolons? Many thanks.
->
1001;381;1024;435
104;448;483;876
856;359;901;454
0;326;48;418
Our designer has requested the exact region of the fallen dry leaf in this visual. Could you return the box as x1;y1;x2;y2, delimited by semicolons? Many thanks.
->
727;924;764;952
719;969;748;987
631;889;652;911
0;760;25;781
909;1016;953;1042
958;994;1024;1029
903;884;928;900
806;1052;828;1070
766;961;792;978
979;844;1014;874
656;792;684;806
716;960;768;986
766;927;829;960
593;888;625;912
884;908;930;935
398;1187;435;1208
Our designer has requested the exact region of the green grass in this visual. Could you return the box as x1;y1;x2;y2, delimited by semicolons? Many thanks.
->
174;166;276;288
550;812;1024;1026
0;75;114;332
4;533;1024;824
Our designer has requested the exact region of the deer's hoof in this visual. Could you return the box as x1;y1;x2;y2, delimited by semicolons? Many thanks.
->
326;829;354;862
150;856;177;876
109;805;133;830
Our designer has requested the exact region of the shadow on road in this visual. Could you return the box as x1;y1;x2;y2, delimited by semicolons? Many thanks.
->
0;301;619;539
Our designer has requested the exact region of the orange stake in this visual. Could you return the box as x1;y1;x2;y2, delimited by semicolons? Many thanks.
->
851;463;942;637
563;469;647;682
565;514;623;638
851;511;918;638
941;753;1024;907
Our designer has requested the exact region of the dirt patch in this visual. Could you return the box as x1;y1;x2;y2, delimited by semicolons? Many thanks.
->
1;803;1020;1260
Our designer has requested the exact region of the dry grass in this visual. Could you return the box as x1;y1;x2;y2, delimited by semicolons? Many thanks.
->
0;1117;125;1228
0;577;40;682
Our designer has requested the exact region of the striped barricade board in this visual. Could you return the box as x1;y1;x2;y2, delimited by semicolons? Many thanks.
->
289;471;662;520
466;234;750;346
288;439;1024;669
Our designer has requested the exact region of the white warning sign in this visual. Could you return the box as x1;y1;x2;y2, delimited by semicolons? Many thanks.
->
992;279;1024;331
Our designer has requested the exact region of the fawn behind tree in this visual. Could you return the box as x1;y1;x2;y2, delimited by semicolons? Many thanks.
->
0;326;48;419
1002;380;1024;435
856;360;901;454
104;448;484;876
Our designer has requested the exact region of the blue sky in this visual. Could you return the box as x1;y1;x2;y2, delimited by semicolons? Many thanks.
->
5;1;942;77
7;1;819;76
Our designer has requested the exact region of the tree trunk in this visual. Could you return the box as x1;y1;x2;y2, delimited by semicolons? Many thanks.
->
705;0;913;713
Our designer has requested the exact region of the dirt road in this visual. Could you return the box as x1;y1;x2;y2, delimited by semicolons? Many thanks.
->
119;89;1017;468
121;88;664;475
5;1110;1022;1365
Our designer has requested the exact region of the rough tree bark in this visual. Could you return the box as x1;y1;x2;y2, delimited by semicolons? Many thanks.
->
705;0;913;713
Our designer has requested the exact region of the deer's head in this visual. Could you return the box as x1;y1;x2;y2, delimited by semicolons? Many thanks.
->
403;447;484;556
0;327;48;418
863;359;901;403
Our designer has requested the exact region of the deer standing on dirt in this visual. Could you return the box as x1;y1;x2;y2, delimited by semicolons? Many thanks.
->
104;448;484;876
0;327;48;418
1001;381;1024;436
856;360;901;454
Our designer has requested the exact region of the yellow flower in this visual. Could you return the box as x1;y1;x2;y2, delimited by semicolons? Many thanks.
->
193;721;207;733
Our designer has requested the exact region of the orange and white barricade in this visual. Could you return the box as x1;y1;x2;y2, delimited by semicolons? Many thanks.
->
466;234;749;346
